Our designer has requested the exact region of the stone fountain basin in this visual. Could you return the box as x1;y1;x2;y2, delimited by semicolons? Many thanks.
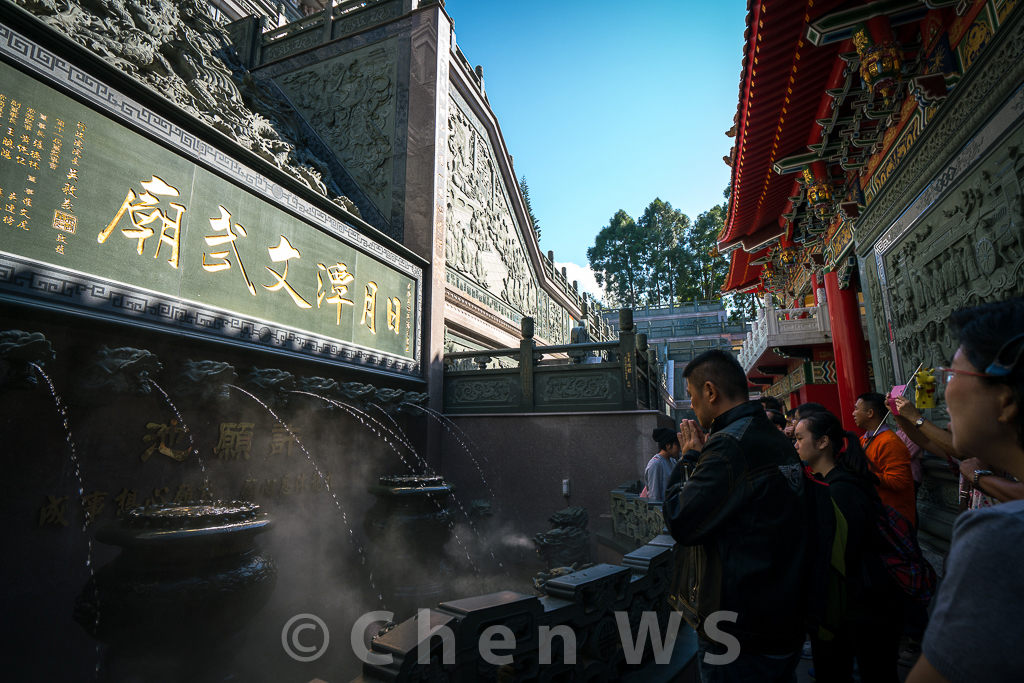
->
366;474;455;498
76;502;278;649
98;504;272;548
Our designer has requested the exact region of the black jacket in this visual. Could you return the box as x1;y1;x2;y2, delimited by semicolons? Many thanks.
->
822;466;893;620
664;401;808;654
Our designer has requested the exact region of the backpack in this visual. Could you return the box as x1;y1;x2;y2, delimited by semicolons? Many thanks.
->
874;501;937;605
800;465;849;641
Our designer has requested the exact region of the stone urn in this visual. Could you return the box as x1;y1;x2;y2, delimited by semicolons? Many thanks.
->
363;476;455;617
74;501;276;683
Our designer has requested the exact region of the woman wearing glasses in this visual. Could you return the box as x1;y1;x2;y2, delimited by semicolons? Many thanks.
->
891;380;1024;507
907;297;1024;683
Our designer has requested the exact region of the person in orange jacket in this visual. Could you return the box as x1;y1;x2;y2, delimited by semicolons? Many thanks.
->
853;392;917;524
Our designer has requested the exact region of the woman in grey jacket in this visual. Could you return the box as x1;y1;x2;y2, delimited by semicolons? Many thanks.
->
643;427;679;502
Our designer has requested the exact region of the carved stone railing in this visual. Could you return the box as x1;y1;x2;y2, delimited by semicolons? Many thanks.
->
442;310;663;415
355;535;685;683
228;0;403;68
610;482;665;547
602;302;749;344
738;291;831;373
665;338;738;363
632;319;749;340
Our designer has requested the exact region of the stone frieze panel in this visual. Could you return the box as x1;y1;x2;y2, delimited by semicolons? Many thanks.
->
444;89;572;345
865;120;1024;388
276;40;399;220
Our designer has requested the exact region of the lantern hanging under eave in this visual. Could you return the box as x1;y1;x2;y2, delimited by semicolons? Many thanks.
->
807;179;834;211
860;41;903;105
802;166;834;216
852;21;903;106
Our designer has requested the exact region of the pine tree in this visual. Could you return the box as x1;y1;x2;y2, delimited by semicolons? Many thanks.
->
519;175;541;242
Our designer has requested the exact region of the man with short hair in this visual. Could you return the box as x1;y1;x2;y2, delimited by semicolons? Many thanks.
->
785;403;827;439
795;402;827;420
766;409;788;431
665;350;808;682
854;392;916;524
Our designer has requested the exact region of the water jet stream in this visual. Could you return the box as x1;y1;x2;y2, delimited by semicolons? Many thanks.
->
28;363;101;679
226;384;387;606
287;391;483;573
407;404;497;510
147;379;204;473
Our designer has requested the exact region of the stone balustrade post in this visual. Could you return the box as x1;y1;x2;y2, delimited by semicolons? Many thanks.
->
618;308;637;410
519;317;535;412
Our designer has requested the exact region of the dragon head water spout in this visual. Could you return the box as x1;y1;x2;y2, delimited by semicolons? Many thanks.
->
168;360;237;404
394;391;428;416
293;376;342;410
0;331;55;391
241;368;295;409
370;387;406;416
336;382;377;410
73;346;162;400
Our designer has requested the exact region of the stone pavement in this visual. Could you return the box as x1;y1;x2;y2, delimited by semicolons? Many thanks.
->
794;646;913;681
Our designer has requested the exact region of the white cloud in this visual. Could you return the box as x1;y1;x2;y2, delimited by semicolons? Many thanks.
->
554;261;604;300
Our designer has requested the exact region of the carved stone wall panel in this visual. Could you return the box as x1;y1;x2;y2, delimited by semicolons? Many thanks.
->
540;374;616;402
443;375;521;409
263;32;322;65
276;39;399;220
8;0;358;212
860;252;895;392
445;89;573;346
534;370;623;410
866;120;1024;388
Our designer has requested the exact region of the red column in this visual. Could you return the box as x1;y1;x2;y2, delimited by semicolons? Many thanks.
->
824;271;871;433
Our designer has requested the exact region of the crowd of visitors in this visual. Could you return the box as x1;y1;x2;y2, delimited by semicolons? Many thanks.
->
660;296;1024;683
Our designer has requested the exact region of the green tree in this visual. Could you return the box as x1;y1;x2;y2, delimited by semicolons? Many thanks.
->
680;203;730;302
587;210;645;308
518;175;540;242
637;198;689;304
726;292;759;321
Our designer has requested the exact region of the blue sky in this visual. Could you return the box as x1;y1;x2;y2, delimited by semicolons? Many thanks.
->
443;0;748;296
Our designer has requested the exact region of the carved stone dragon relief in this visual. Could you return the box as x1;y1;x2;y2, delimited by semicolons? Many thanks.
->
868;128;1024;388
276;41;397;218
14;0;358;214
445;94;571;344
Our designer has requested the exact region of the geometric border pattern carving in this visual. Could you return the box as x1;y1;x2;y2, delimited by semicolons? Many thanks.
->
0;252;420;377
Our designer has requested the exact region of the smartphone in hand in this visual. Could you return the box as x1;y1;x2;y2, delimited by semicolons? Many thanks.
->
888;384;907;414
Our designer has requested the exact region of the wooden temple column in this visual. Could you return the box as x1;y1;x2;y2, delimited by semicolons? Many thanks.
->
824;270;870;433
